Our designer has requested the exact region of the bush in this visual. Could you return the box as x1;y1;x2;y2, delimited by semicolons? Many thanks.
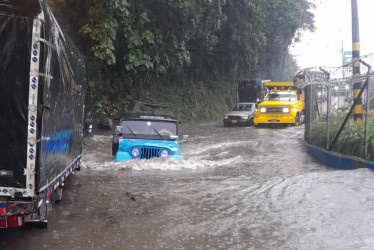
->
310;114;374;160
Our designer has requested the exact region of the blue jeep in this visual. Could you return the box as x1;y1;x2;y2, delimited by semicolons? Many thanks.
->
112;113;183;161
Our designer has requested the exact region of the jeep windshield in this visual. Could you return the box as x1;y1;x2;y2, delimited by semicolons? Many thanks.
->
120;120;178;140
266;92;296;102
231;103;253;111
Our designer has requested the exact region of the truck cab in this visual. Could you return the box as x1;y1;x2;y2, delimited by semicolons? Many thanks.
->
253;82;305;126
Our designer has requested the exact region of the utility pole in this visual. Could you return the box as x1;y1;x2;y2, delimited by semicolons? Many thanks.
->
341;36;345;79
351;0;363;122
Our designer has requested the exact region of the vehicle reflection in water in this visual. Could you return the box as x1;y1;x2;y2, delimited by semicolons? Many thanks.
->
2;122;374;250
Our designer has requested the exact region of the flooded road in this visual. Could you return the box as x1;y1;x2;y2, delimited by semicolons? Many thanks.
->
2;122;374;249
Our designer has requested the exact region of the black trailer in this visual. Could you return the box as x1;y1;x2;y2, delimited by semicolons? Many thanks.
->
0;0;90;228
238;79;268;103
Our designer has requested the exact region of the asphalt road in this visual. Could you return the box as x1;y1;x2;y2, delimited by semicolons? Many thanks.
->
2;122;374;249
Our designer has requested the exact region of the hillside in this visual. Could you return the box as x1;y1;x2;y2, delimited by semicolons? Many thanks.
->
47;0;315;122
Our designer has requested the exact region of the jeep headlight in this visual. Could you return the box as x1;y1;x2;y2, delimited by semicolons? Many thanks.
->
160;149;169;158
283;107;290;113
241;116;249;120
131;147;140;158
260;107;266;113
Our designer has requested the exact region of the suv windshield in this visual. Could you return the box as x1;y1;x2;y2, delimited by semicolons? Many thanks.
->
121;120;177;139
267;92;296;102
231;103;253;111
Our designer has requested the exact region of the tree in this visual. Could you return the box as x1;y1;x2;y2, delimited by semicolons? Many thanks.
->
46;0;315;114
258;0;315;80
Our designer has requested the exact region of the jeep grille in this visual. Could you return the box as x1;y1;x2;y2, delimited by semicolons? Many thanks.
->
139;147;163;159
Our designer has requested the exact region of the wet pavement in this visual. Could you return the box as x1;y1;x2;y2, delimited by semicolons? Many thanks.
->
2;122;374;249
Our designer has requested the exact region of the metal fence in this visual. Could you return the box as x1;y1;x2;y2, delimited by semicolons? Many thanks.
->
294;53;374;161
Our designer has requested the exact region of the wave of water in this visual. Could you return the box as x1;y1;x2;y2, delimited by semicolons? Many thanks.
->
82;134;248;171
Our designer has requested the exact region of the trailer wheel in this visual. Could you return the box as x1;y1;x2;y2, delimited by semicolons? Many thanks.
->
41;201;49;228
29;201;48;228
54;187;63;203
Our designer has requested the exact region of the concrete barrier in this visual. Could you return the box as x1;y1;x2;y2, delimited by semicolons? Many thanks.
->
305;143;374;170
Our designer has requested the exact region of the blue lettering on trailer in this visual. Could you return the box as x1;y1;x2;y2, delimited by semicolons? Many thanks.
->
42;130;73;154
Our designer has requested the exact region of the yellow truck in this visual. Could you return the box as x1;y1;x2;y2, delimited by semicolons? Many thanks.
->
253;82;305;126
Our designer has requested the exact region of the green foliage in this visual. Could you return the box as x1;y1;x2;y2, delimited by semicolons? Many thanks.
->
47;0;315;121
310;114;374;160
213;0;266;80
81;1;120;65
79;0;226;77
82;138;90;146
258;0;315;81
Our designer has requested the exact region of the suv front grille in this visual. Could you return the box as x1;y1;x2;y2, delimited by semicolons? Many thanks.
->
228;115;241;120
139;147;162;159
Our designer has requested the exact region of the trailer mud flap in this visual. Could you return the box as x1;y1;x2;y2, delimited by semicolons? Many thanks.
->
0;217;7;228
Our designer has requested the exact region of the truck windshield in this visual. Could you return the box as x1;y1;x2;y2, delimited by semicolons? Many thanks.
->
121;120;177;139
267;92;296;102
231;104;253;111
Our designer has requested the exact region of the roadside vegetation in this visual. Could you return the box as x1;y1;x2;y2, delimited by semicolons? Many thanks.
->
46;0;315;122
310;114;374;160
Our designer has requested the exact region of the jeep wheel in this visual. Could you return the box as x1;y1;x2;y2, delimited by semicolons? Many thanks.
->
112;142;118;156
112;136;119;156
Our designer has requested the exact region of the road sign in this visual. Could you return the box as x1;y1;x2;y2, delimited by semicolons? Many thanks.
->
343;51;352;65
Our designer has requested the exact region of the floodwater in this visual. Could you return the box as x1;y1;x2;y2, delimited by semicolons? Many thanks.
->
2;122;374;250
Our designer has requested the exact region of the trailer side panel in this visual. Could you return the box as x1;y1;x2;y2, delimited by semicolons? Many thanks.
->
0;15;34;189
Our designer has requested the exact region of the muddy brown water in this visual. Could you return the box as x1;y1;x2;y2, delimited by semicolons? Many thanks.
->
2;122;374;250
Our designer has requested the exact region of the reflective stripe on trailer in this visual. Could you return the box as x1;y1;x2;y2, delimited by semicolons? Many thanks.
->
26;12;45;198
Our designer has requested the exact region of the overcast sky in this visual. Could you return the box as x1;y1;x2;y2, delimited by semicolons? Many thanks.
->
290;0;374;69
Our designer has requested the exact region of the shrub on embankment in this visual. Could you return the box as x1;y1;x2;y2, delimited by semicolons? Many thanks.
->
309;114;374;161
86;79;237;124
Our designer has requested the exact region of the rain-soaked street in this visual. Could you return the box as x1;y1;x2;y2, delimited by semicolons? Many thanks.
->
2;122;374;249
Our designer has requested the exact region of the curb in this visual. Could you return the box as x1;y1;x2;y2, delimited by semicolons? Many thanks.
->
305;143;374;170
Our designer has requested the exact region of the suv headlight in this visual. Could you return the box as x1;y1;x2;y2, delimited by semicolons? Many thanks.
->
131;147;140;158
160;149;169;157
241;116;249;119
224;115;229;120
260;107;266;113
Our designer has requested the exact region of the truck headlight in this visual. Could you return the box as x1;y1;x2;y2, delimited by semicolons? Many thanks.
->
283;107;290;113
260;107;266;113
241;116;249;119
131;147;140;158
160;149;169;157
